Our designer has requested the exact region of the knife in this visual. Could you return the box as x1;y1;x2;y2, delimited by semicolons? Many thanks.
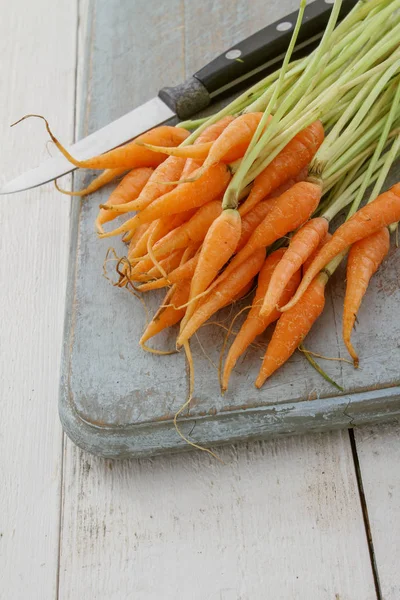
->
1;0;357;195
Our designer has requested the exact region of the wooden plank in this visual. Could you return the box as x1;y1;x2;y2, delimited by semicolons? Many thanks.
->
59;432;377;599
59;0;400;458
0;0;77;597
60;2;376;599
355;423;400;600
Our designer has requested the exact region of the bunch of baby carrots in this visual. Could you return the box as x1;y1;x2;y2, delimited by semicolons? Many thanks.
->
21;0;400;406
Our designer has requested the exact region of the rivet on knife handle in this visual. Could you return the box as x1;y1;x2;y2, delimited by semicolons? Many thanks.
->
159;0;358;120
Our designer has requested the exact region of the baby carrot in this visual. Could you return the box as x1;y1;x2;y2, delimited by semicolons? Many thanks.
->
181;115;235;179
133;200;223;274
137;252;200;292
28;115;189;170
139;280;190;346
260;217;328;317
302;232;332;272
343;227;390;367
99;163;231;240
239;121;324;216
222;248;300;392
139;141;213;159
127;223;150;257
95;168;153;233
177;247;266;348
144;248;186;280
104;156;186;214
181;208;242;329
55;167;127;197
255;272;328;388
236;200;276;251
236;172;309;251
128;211;196;261
283;183;400;311
201;112;265;172
210;177;323;290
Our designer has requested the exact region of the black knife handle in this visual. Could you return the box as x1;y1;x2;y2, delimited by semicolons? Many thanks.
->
159;0;357;120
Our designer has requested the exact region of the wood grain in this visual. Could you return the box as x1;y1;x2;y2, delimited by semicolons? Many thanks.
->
59;0;400;454
0;0;77;597
356;423;400;600
60;432;377;600
1;0;398;598
59;2;376;599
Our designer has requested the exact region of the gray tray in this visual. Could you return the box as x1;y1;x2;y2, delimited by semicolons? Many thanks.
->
59;0;400;458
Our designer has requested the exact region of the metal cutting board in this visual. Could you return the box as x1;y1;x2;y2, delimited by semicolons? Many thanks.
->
59;0;400;458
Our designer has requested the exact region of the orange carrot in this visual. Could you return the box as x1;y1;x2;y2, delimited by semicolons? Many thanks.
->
140;141;213;159
181;208;242;329
127;211;196;260
302;232;332;272
104;156;186;215
230;279;254;304
133;200;223;274
127;223;150;256
255;272;328;388
236;200;276;251
99;163;231;240
283;183;400;311
137;252;200;292
32;114;189;170
181;116;235;179
343;227;390;367
222;248;301;392
139;280;190;346
55;167;127;197
260;217;328;317
177;248;266;347
239;121;324;216
236;168;309;242
142;248;186;280
210;177;322;291
95;168;153;233
201;112;265;172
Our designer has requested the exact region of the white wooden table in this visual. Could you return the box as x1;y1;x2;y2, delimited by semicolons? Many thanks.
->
0;0;399;598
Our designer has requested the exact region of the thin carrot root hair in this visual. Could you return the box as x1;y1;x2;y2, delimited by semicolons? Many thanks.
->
173;341;223;462
194;332;219;372
102;247;124;286
146;228;169;280
103;248;151;324
125;279;150;325
12;114;74;164
54;168;126;197
162;287;210;310
140;342;177;356
203;321;266;350
297;346;353;364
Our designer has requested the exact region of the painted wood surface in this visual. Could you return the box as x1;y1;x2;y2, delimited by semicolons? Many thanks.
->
0;0;77;597
1;0;400;599
60;432;377;600
60;1;376;599
356;423;400;600
60;0;400;457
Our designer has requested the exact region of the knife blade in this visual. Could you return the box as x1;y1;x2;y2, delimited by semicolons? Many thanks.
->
1;0;357;195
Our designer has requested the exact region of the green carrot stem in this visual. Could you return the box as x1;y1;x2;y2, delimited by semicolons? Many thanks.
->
222;0;307;210
323;138;400;221
299;344;344;391
368;132;400;201
347;72;400;217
